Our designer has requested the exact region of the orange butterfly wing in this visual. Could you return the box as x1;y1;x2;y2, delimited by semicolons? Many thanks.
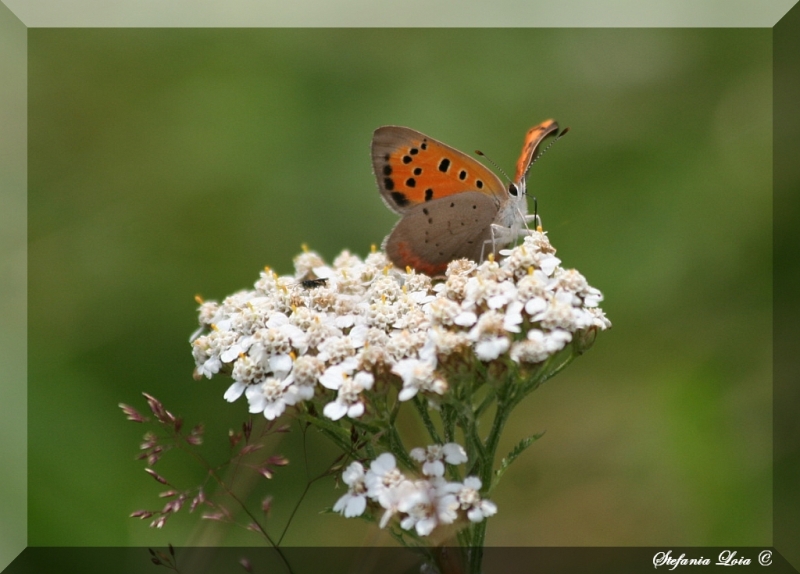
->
372;126;506;214
513;119;560;185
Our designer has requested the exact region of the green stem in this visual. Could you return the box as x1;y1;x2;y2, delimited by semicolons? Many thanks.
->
414;396;442;444
474;390;495;418
386;417;415;469
466;374;514;574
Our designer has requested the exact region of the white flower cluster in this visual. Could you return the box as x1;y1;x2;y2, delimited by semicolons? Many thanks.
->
190;232;610;421
333;445;497;536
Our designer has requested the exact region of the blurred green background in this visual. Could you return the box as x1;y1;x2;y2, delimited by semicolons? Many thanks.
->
28;29;771;547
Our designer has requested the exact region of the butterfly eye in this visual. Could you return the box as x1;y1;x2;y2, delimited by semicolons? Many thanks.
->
508;183;519;197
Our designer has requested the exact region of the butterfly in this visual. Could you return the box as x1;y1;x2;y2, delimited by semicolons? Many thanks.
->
372;120;560;276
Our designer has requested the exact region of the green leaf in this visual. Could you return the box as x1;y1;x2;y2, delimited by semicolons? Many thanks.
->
493;430;546;487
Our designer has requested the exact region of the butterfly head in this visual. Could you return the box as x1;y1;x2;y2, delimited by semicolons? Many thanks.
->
508;180;524;199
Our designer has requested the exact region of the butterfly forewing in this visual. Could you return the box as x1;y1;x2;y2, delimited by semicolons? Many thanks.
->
372;126;506;214
513;119;560;184
383;192;499;276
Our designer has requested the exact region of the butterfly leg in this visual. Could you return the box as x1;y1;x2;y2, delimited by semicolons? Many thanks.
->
480;225;500;262
479;224;517;261
479;228;495;262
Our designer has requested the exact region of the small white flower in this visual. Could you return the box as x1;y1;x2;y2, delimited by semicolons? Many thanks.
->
516;268;551;300
376;477;418;529
385;329;426;362
428;327;471;357
446;258;477;277
365;453;406;504
586;307;612;329
365;298;399;331
474;336;510;361
196;300;222;327
455;477;497;522
486;280;518;310
245;376;296;420
266;312;308;352
435;273;469;301
317;335;357;364
368;273;403;303
410;443;468;477
293;250;328;278
204;329;240;365
223;380;247;402
398;484;436;536
503;300;524;333
453;310;477;327
193;335;222;378
463;276;496;308
538;254;561;277
322;370;374;421
545;329;573;353
406;288;436;306
392;358;447;401
304;315;343;351
220;337;251;364
531;291;581;331
333;461;368;518
319;360;356;389
509;328;573;364
524;296;548;316
398;478;459;536
427;297;462;327
286;354;323;401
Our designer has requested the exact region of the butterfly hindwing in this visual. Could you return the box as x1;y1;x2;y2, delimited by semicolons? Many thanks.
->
383;192;499;276
372;126;506;214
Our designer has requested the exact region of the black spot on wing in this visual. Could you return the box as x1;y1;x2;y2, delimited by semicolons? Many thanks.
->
391;191;410;207
438;158;450;172
406;178;416;188
425;189;433;201
384;177;395;191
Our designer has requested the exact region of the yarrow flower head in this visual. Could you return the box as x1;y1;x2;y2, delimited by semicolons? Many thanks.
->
191;233;610;423
189;233;610;547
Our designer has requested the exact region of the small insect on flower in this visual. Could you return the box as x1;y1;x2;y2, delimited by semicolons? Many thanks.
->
299;278;328;289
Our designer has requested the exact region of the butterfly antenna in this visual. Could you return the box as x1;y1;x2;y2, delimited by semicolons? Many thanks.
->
475;149;512;184
523;127;570;180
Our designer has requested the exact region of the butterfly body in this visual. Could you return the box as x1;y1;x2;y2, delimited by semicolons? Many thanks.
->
372;120;559;276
